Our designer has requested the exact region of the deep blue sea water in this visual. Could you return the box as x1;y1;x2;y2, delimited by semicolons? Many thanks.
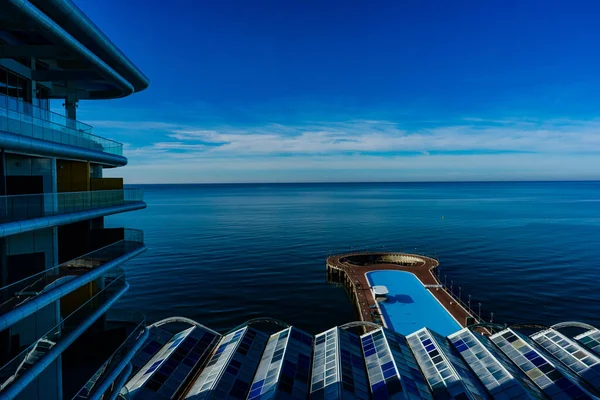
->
106;182;600;334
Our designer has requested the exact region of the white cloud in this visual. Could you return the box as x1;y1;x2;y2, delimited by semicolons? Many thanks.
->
120;118;600;159
87;120;180;131
94;115;600;183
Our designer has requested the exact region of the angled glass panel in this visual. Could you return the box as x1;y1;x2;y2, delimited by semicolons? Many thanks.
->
247;327;313;400
126;326;196;394
448;328;546;399
531;328;600;391
185;326;268;400
361;327;433;399
311;327;370;400
311;328;340;399
130;326;175;377
490;328;597;399
338;328;370;399
126;325;221;399
406;328;490;400
575;329;600;358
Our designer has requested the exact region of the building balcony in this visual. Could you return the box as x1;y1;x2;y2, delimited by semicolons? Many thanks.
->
0;95;126;166
72;318;148;400
0;229;146;332
0;271;130;398
0;189;146;238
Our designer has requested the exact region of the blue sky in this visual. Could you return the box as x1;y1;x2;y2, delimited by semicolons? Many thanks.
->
74;0;600;183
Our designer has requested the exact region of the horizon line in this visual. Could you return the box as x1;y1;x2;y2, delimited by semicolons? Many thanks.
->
124;179;600;185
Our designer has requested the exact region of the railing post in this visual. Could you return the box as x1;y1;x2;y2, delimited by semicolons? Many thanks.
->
468;294;471;313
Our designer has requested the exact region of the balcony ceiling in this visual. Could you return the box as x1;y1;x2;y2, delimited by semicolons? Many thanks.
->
0;0;148;99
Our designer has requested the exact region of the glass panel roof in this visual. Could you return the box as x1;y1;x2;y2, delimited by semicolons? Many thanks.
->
531;329;600;392
490;328;595;399
406;328;490;400
248;327;313;400
126;326;196;394
449;328;545;400
575;329;600;358
362;327;433;399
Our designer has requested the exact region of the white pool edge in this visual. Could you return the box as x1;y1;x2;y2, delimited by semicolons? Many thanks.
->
363;271;389;329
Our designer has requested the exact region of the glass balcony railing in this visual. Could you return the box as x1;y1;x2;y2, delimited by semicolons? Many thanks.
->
0;94;123;156
0;189;144;224
73;317;146;399
0;229;144;317
0;272;128;394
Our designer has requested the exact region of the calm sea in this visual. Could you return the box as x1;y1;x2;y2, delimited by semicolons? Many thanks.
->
106;182;600;334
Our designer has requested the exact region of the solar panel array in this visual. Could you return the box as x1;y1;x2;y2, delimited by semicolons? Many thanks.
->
185;327;247;398
490;328;594;399
310;327;370;399
406;328;489;400
185;326;269;399
311;327;340;398
448;329;546;400
139;327;220;399
575;329;600;357
427;329;490;400
130;326;175;377
337;327;371;399
126;327;196;395
361;328;433;399
247;327;313;399
123;320;600;400
531;329;600;391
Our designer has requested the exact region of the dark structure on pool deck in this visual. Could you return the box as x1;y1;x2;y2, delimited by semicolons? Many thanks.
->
0;0;148;398
326;252;479;329
121;317;600;399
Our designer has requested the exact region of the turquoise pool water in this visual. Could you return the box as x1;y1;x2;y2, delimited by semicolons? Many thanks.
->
366;270;461;336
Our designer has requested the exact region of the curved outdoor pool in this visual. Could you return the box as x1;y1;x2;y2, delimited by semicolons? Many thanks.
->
366;270;461;336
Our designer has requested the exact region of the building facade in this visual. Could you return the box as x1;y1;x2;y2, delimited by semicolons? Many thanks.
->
0;0;149;398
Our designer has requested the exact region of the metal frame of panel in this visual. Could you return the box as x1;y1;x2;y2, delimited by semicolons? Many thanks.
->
126;327;196;394
575;329;600;357
531;328;600;391
490;328;596;399
361;327;433;399
185;326;268;399
449;328;545;399
311;327;370;399
247;327;313;399
406;328;490;400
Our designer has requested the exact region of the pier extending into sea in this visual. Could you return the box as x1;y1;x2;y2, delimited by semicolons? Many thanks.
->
326;252;480;331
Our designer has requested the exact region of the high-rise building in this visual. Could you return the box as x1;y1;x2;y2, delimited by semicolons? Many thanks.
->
0;0;148;398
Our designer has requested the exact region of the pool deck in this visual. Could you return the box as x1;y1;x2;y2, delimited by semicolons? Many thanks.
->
326;252;478;331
